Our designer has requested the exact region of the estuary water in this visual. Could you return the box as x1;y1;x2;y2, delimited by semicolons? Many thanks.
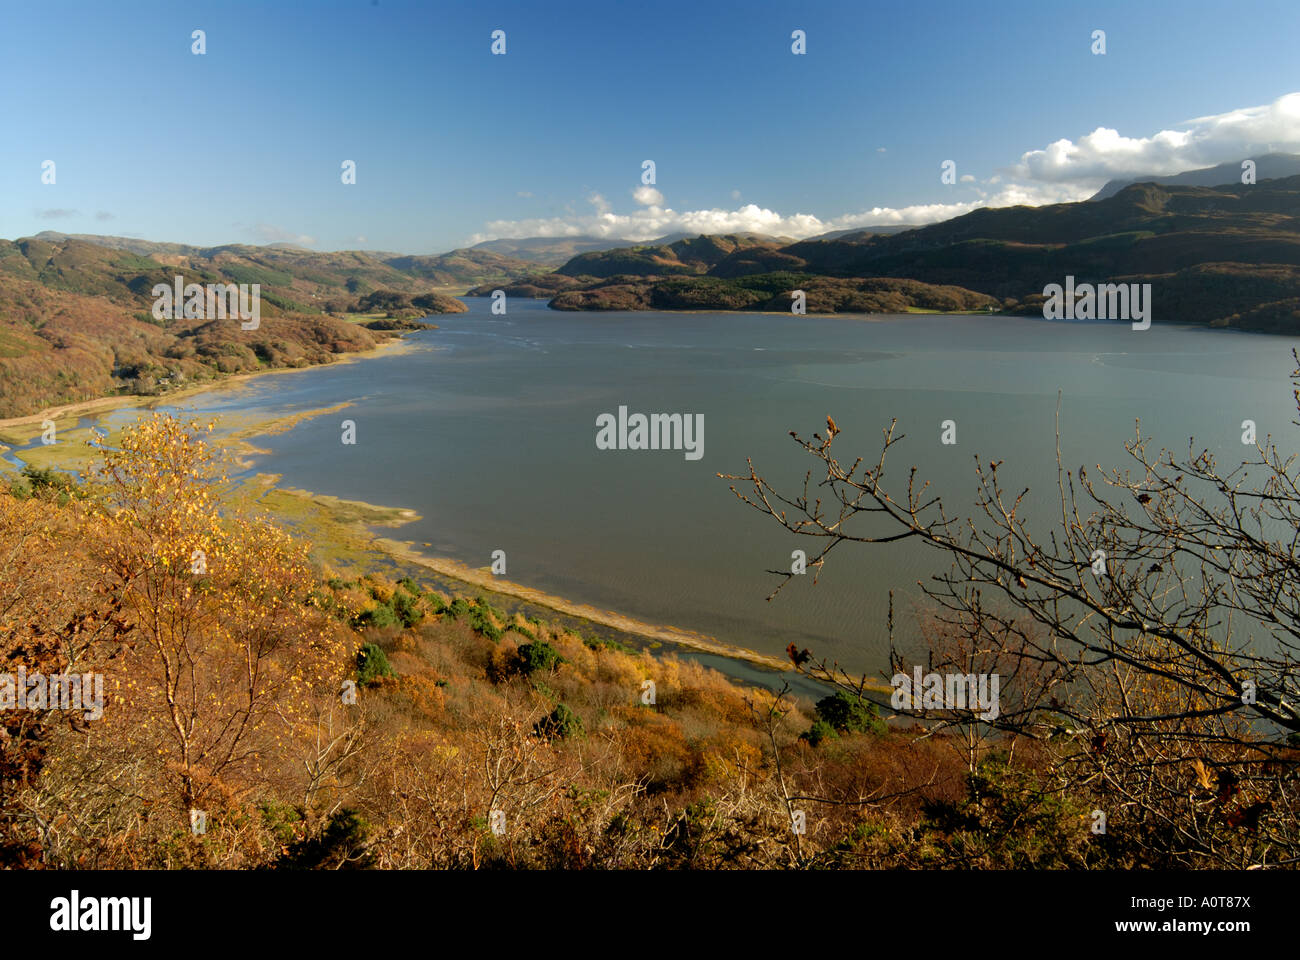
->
134;299;1300;676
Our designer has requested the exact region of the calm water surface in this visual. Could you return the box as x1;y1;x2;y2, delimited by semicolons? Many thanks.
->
124;299;1298;675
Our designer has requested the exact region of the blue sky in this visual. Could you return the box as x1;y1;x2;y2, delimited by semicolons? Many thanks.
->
3;0;1299;253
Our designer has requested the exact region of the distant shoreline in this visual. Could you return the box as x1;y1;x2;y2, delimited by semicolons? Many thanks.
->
0;334;417;435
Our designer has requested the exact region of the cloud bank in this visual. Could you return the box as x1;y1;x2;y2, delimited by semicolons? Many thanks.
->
470;92;1300;244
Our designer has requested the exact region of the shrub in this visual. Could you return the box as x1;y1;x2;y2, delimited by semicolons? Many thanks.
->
21;464;76;499
353;602;398;629
583;633;632;653
276;808;374;869
815;690;886;736
466;600;503;640
391;589;423;628
905;760;1093;868
801;719;841;746
259;800;305;846
507;623;536;641
356;642;394;686
534;704;583;741
517;640;563;675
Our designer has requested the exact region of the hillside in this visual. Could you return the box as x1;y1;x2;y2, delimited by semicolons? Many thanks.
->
553;233;785;278
0;274;412;418
471;232;1005;314
24;232;538;299
468;231;792;267
479;176;1300;330
468;235;655;266
0;235;482;418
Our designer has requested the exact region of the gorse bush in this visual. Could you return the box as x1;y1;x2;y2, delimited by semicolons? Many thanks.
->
350;583;426;630
583;633;632;653
276;808;375;870
461;598;504;640
535;704;583;741
353;602;398;629
356;642;393;686
20;465;78;505
801;719;840;747
517;639;563;676
815;691;886;737
390;588;423;628
903;759;1093;868
507;623;536;641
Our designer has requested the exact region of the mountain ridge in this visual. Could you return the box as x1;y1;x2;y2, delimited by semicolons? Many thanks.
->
474;175;1300;330
1088;153;1300;201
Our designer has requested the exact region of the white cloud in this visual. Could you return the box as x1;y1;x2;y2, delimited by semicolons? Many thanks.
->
632;184;663;206
470;92;1300;244
1011;91;1300;185
468;182;1083;244
472;200;972;244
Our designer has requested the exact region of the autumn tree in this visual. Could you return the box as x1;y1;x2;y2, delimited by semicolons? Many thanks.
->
80;414;351;850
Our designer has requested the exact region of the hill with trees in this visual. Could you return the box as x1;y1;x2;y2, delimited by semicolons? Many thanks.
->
0;235;489;418
473;175;1300;331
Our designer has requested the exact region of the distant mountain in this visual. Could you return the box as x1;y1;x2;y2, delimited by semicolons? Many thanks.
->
469;231;792;266
1089;153;1300;201
469;236;644;266
806;225;913;241
379;248;547;287
465;233;800;298
553;234;783;279
480;177;1300;331
23;232;538;295
31;231;203;257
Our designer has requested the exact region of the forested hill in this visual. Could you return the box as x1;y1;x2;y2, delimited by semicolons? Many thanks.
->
0;234;537;418
473;176;1300;332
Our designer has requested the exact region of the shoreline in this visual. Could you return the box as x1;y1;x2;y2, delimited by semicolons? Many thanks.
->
0;331;845;690
0;333;419;434
373;535;801;675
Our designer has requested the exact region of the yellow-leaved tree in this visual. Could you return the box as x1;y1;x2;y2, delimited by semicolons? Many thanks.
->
86;414;350;846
